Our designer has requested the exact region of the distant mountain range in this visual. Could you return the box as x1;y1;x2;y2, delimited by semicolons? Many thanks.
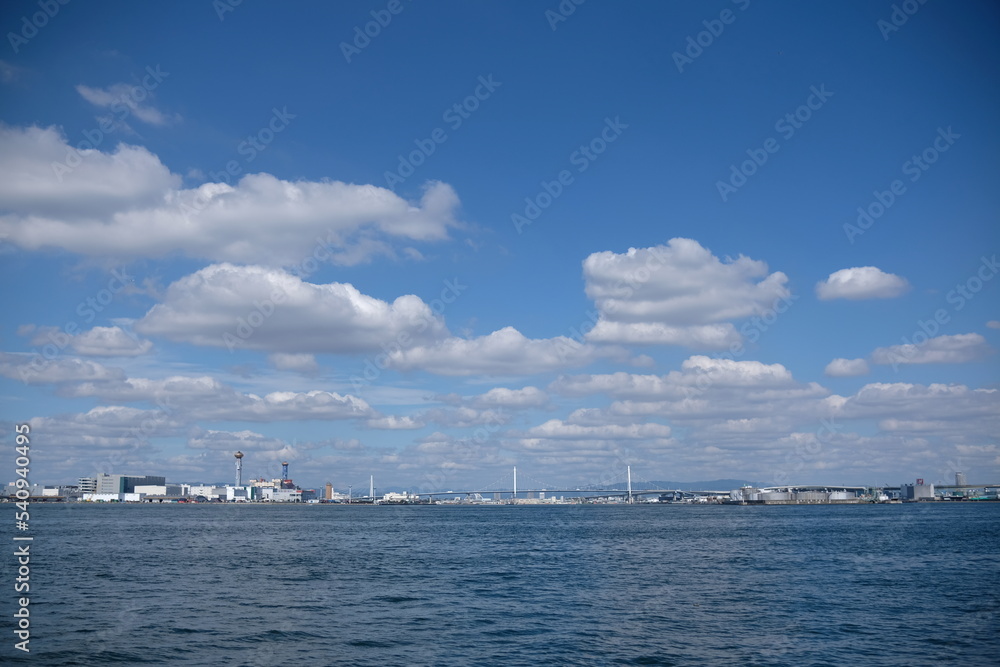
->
602;479;753;491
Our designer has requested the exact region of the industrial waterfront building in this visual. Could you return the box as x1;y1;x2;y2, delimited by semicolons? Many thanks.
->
91;473;167;494
133;484;187;496
21;455;318;503
900;480;936;501
727;486;864;505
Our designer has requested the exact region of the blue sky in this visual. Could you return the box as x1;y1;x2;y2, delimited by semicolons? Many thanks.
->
1;0;998;492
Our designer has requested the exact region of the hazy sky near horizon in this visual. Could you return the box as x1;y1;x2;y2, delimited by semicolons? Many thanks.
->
1;0;998;491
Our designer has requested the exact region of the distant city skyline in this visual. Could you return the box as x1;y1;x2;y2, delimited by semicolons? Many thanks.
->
1;1;998;491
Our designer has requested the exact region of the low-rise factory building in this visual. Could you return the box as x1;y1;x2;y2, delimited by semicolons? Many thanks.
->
728;486;863;504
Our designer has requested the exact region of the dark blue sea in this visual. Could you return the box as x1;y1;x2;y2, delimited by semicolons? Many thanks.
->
2;502;998;665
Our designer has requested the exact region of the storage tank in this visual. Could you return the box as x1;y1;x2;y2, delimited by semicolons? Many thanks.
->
794;491;829;502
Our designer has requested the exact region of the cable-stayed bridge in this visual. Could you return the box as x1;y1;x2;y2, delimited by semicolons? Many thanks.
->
344;466;908;503
350;466;743;503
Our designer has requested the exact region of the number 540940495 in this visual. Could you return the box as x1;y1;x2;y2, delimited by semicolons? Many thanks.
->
15;423;30;475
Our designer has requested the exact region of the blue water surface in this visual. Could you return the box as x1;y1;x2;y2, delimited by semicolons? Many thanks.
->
2;502;998;665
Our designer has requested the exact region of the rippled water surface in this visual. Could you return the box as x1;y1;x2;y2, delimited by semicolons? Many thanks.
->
3;502;998;665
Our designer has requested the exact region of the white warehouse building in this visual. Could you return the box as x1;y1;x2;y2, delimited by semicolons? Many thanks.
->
189;485;227;500
261;487;302;502
133;484;187;496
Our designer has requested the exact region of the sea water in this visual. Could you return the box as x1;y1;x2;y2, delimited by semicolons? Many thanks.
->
3;502;998;665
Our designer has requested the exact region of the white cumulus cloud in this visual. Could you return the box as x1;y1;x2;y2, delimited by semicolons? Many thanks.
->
366;415;425;430
268;353;318;373
187;429;287;451
0;124;178;218
870;333;993;366
69;326;152;357
470;386;549;409
840;383;999;435
0;125;462;266
551;356;797;399
0;353;125;385
135;263;449;354
582;238;791;348
384;326;613;376
29;405;186;441
824;358;870;377
517;419;671;440
64;374;375;422
24;325;153;357
816;266;910;300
